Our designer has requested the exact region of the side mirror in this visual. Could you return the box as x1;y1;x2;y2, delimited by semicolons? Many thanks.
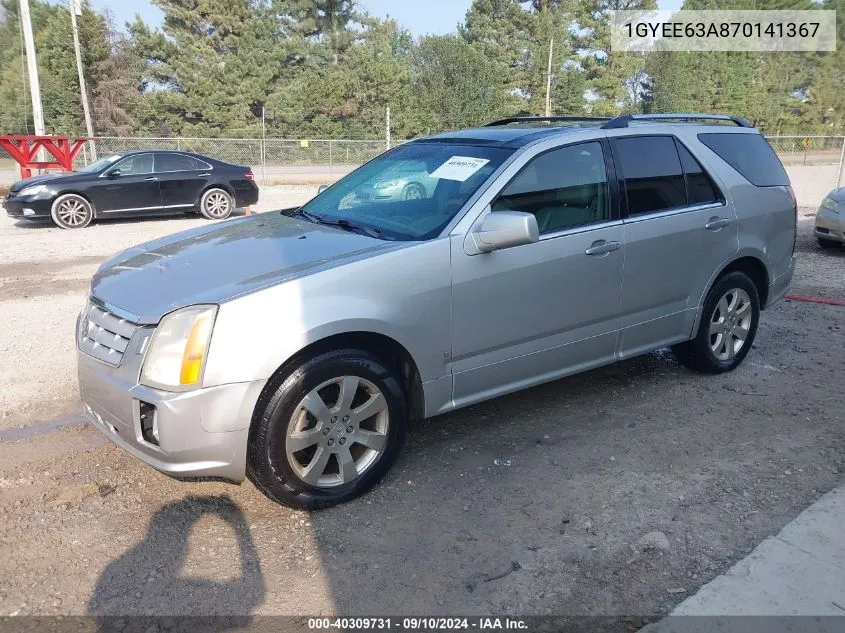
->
317;184;329;194
472;211;539;253
106;168;121;178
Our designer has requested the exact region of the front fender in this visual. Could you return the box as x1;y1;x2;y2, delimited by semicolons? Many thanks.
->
202;239;453;388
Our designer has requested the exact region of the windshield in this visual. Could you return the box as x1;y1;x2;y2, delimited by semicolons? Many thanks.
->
78;154;123;174
299;143;513;241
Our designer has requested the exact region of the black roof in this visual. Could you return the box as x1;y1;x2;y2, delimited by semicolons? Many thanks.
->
104;149;233;165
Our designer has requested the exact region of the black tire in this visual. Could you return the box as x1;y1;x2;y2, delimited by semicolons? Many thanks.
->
198;187;234;220
672;271;760;374
50;193;93;229
401;182;425;201
817;237;840;250
247;349;407;510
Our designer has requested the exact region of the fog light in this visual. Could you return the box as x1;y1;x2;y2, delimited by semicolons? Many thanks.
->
22;209;35;216
139;401;159;446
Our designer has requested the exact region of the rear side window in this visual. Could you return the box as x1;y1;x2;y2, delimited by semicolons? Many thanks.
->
676;141;723;205
612;136;686;214
156;154;206;172
698;133;789;187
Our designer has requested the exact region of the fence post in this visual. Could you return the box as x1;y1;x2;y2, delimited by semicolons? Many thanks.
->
177;139;181;151
329;140;333;179
837;137;845;189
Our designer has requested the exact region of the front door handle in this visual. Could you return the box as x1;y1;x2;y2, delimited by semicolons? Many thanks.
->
144;176;159;182
585;240;621;256
705;217;731;231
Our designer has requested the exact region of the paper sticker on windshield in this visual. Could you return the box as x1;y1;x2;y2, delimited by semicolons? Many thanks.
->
431;156;490;182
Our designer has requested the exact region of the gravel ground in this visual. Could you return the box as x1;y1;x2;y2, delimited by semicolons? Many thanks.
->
0;199;843;620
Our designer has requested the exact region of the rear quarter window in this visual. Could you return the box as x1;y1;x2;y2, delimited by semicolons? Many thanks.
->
697;133;789;187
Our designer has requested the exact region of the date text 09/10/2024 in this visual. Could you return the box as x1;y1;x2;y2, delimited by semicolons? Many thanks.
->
307;617;529;630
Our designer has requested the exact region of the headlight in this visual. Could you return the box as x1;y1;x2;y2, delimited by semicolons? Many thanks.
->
18;184;48;197
820;197;839;213
375;179;400;188
140;305;217;391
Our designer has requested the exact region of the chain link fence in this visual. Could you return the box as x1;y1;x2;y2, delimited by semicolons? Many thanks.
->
3;135;844;193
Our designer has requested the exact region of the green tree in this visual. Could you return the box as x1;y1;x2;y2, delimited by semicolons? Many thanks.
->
411;34;505;134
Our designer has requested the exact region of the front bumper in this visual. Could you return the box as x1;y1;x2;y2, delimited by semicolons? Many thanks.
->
78;345;265;482
815;206;845;243
3;195;52;219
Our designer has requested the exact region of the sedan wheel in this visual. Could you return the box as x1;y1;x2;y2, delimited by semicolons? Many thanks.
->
51;194;93;229
247;348;407;510
199;188;233;220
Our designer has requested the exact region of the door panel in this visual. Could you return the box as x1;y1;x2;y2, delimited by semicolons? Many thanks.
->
450;224;624;407
610;135;739;358
155;153;211;208
86;154;161;213
619;206;738;356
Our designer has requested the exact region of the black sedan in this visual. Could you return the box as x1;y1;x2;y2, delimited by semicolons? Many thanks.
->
2;150;259;229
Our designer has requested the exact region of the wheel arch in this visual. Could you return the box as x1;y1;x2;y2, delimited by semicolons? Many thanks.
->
53;190;97;216
690;255;769;335
197;182;236;206
252;331;426;429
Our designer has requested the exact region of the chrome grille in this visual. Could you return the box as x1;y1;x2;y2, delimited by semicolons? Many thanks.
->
79;301;138;366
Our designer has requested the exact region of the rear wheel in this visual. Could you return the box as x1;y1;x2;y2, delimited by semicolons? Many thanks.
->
247;349;407;510
51;194;93;229
672;271;760;374
199;188;234;220
817;237;839;250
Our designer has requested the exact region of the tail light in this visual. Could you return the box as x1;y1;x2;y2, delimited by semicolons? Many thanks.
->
786;185;797;254
244;171;255;181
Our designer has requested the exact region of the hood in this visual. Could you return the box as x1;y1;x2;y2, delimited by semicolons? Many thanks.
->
10;172;72;193
91;213;407;324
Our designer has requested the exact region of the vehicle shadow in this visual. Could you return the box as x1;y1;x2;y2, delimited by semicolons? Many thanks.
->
87;494;264;632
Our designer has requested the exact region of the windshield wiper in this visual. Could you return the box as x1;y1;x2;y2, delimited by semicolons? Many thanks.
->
285;207;390;240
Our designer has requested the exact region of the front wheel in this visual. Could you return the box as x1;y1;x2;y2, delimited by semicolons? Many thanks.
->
247;349;407;510
199;188;234;220
672;271;760;374
51;193;93;229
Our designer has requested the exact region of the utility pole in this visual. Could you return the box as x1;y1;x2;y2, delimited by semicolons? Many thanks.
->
544;38;554;117
19;0;45;137
70;0;96;159
385;107;391;151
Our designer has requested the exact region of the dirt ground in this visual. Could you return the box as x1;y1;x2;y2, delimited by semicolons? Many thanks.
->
0;200;843;622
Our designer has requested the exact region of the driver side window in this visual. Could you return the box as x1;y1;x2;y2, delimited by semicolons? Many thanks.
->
492;141;609;235
114;154;153;176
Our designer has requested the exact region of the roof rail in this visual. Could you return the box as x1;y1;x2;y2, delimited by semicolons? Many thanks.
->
601;113;753;129
485;116;612;127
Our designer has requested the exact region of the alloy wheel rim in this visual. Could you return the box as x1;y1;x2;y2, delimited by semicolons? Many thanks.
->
204;192;230;217
709;287;753;361
285;375;389;488
57;198;88;226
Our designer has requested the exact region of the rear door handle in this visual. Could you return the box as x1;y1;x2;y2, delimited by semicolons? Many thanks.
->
705;217;731;230
144;176;159;182
585;240;621;256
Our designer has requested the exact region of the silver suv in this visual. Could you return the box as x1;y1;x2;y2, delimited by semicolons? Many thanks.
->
77;114;797;509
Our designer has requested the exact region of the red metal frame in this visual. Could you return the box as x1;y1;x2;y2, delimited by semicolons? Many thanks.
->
0;136;94;179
